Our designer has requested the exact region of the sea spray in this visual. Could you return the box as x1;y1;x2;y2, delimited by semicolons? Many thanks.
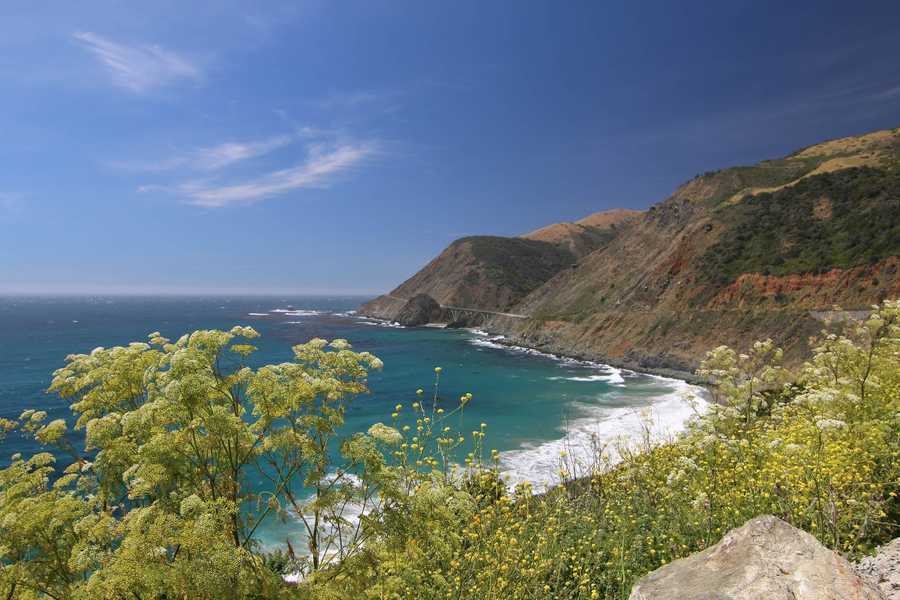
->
499;377;707;491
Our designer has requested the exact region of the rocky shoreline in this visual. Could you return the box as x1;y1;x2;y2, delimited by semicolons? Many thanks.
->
355;307;707;384
486;328;706;384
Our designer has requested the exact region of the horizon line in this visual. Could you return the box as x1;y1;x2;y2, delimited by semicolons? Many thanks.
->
0;288;381;298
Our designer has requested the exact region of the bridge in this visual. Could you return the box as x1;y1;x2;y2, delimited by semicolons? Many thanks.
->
441;304;529;322
384;295;529;322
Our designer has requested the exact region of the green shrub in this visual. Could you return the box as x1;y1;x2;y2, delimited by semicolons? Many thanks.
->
1;302;898;599
700;167;900;284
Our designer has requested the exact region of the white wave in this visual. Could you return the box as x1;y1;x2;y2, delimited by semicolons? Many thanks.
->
499;379;707;491
468;336;507;350
557;356;627;370
271;308;322;316
334;310;358;317
359;320;406;329
468;335;613;370
280;473;372;577
548;369;625;384
283;321;303;324
465;331;637;385
248;312;269;316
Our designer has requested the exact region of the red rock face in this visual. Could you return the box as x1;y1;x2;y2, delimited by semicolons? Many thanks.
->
707;257;900;310
361;126;900;376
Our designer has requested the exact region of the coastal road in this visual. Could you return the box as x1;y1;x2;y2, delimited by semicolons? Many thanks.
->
384;295;529;319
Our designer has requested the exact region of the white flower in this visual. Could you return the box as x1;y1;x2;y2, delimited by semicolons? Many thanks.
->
329;339;351;350
666;469;686;486
180;494;205;517
815;418;847;432
678;456;698;471
691;492;710;511
368;423;403;446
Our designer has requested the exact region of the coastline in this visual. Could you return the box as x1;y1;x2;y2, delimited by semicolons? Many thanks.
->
352;314;713;492
355;311;708;385
488;334;707;385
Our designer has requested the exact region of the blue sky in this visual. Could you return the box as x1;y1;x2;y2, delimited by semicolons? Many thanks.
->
2;1;900;295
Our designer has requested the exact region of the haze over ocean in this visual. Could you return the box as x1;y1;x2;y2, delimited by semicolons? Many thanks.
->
0;294;701;546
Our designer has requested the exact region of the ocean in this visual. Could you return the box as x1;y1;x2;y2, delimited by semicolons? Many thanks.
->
0;294;705;548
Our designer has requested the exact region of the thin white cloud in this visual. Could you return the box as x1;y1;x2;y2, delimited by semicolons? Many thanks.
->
871;83;900;100
194;136;293;170
73;31;200;93
112;135;294;172
313;89;408;114
145;141;379;208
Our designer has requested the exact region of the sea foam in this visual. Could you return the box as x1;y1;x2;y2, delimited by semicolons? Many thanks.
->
547;369;625;384
499;377;706;491
358;319;406;329
462;331;707;491
270;308;322;316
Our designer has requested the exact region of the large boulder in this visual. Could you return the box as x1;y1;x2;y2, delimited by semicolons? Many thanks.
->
629;515;884;600
856;538;900;600
393;294;446;326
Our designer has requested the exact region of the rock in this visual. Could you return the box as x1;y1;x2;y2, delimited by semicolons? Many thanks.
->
393;294;446;326
856;538;900;599
629;515;884;600
358;294;407;321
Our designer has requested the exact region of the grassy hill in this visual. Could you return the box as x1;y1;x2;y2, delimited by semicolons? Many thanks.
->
361;126;900;375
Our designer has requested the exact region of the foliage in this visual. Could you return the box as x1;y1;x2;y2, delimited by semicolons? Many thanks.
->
1;302;898;598
305;300;899;599
701;167;900;284
1;328;386;599
449;236;577;295
688;156;823;208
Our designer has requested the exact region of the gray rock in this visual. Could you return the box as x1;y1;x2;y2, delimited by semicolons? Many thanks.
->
393;294;446;326
856;538;900;600
629;515;884;600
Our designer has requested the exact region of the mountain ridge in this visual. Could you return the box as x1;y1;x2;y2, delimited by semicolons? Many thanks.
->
360;126;900;377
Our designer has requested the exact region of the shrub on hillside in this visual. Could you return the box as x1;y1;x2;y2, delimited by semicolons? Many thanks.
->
0;302;897;599
306;301;899;599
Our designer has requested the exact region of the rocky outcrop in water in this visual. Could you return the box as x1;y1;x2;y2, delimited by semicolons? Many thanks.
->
393;294;446;326
628;515;884;600
359;127;900;375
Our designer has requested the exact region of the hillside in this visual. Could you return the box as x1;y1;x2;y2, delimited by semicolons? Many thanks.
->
520;208;642;258
359;209;636;322
359;236;579;320
359;126;900;375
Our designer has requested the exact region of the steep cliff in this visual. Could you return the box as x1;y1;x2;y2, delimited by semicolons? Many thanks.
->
359;209;638;321
360;126;900;375
358;236;579;320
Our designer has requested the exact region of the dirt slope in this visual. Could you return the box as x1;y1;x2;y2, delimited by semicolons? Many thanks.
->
360;126;900;376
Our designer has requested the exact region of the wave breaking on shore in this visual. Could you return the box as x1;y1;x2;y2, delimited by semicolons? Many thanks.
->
464;329;707;491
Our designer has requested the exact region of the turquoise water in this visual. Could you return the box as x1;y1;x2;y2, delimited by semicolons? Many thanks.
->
0;295;702;548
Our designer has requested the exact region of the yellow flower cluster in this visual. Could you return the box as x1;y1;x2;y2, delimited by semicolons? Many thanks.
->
307;301;900;600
